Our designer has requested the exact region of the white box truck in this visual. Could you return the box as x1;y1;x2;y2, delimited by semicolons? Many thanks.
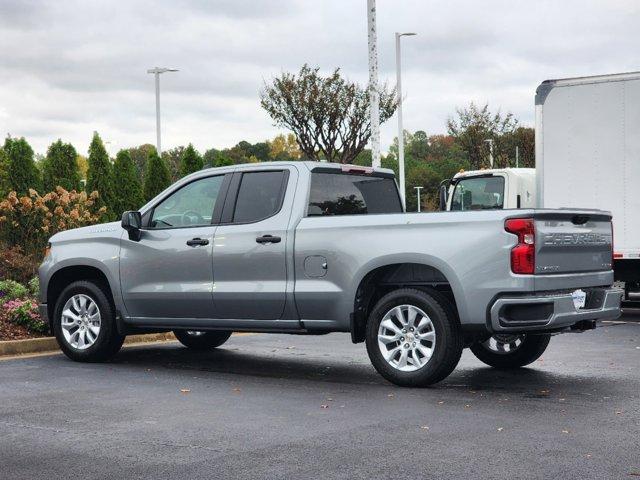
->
442;72;640;301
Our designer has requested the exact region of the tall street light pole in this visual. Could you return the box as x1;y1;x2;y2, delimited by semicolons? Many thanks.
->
414;186;423;212
367;0;381;168
147;67;178;155
395;31;416;207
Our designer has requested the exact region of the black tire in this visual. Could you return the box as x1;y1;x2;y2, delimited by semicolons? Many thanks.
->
470;334;551;369
173;330;232;350
365;288;463;387
52;280;124;362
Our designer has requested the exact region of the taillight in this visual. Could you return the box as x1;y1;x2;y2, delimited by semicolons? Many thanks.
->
505;218;535;274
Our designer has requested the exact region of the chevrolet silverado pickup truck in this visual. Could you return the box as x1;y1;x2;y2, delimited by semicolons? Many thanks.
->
38;161;623;386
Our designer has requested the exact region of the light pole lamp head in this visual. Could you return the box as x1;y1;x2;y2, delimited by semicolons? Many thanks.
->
147;67;179;74
396;32;417;38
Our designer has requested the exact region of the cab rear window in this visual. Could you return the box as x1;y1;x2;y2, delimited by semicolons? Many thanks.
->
307;172;402;216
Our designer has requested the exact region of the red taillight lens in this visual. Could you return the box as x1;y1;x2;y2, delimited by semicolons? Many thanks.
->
505;218;535;274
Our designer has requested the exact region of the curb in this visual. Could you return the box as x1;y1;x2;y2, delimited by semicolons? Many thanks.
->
0;332;176;357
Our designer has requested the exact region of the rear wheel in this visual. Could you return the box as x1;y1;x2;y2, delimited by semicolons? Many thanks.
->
173;330;232;350
365;288;463;387
470;333;551;368
53;280;124;362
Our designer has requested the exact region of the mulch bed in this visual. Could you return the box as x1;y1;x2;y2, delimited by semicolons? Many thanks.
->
0;313;49;341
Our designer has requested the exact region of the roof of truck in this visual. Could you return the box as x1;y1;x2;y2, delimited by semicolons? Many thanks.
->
201;160;396;176
536;71;640;105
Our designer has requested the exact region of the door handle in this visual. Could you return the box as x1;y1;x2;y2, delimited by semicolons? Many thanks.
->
256;235;281;244
186;237;209;246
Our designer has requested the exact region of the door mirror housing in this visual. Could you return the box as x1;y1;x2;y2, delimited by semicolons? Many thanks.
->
439;181;450;211
121;211;142;241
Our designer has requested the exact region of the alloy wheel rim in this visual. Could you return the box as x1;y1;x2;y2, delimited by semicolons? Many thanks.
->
60;294;101;350
483;334;525;354
377;304;436;372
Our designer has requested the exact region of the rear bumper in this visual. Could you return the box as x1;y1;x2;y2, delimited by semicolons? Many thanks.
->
488;286;623;333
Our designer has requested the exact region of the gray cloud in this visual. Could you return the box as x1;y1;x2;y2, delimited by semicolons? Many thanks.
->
0;0;639;156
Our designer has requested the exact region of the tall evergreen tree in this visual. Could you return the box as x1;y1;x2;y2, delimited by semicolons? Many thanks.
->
112;150;144;215
3;136;42;195
0;147;10;197
43;139;81;192
179;144;203;177
86;132;115;219
143;148;171;201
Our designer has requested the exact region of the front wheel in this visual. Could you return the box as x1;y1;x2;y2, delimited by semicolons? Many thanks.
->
53;280;124;362
365;288;463;387
173;330;232;350
470;334;551;369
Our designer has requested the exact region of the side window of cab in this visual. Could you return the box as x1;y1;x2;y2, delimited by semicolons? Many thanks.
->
148;175;224;229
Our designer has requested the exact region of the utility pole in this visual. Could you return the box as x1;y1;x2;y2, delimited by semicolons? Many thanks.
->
484;138;494;168
367;0;381;168
147;67;178;155
414;186;423;212
515;145;519;168
395;31;417;206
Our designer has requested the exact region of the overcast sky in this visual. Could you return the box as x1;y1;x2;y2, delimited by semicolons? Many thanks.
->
1;0;639;157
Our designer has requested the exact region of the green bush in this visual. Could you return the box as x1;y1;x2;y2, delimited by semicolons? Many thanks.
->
0;279;28;305
3;298;47;334
28;277;39;297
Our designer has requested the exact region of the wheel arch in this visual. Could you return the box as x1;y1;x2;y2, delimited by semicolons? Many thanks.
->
45;263;117;331
350;256;465;343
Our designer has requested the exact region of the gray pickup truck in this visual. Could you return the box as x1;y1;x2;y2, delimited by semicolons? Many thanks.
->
38;161;622;386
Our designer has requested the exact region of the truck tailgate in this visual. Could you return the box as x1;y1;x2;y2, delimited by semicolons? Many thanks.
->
534;211;613;275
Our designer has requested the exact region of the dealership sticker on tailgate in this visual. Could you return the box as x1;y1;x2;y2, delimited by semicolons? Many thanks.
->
571;289;587;310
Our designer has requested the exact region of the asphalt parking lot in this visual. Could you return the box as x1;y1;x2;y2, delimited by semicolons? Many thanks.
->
1;317;638;480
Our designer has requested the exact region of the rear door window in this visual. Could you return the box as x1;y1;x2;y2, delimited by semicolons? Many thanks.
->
307;172;402;216
232;171;288;223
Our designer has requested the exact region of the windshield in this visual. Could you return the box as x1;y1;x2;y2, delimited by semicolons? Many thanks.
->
450;176;505;211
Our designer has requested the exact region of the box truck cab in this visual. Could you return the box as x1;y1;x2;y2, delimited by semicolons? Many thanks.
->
444;168;536;211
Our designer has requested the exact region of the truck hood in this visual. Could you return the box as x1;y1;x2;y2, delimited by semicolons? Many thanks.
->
49;221;122;243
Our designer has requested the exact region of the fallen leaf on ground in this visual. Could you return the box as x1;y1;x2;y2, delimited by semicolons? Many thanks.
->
464;404;471;409
320;404;329;409
387;393;394;398
420;426;429;430
180;389;191;394
437;401;445;405
497;427;503;432
562;429;569;434
232;387;241;393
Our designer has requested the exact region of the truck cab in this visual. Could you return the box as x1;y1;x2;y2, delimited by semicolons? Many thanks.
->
443;168;536;211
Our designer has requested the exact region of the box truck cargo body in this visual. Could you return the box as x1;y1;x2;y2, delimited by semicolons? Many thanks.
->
536;72;640;298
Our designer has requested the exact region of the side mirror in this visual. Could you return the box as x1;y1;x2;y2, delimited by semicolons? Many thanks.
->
439;183;449;211
121;211;142;241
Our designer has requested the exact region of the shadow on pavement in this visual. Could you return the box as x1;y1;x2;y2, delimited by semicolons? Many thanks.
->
105;342;619;396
